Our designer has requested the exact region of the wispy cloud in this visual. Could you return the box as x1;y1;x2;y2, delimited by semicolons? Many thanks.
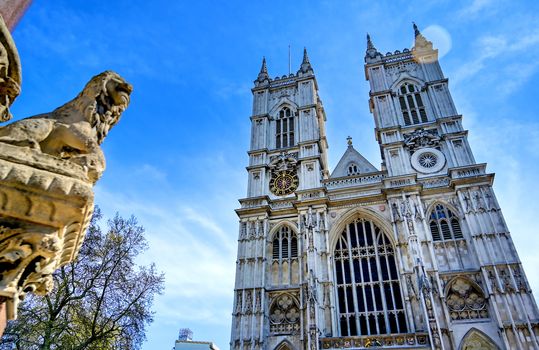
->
95;185;237;327
457;0;499;19
453;30;539;88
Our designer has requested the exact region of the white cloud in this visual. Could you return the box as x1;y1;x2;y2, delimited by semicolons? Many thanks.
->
453;30;539;87
458;0;499;19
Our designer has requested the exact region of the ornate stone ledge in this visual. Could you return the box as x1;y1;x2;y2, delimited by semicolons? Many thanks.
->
320;333;430;349
325;173;384;190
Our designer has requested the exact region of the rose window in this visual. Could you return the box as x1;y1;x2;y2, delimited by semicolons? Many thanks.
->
410;147;446;173
418;152;437;168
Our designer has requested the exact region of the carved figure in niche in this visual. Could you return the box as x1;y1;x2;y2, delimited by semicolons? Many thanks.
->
484;192;496;211
235;292;242;313
512;267;527;291
406;275;417;298
499;269;514;293
391;202;402;222
463;192;473;213
473;191;486;212
487;270;500;293
255;290;261;312
245;291;252;313
0;71;132;182
414;202;422;221
401;198;412;218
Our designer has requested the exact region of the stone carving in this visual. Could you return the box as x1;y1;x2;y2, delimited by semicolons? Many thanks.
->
484;191;497;211
487;269;501;293
461;330;498;350
0;15;131;324
235;291;243;313
269;293;300;334
401;197;413;218
473;191;486;212
0;71;132;182
0;15;21;122
406;275;417;299
512;266;527;292
446;278;488;320
403;128;440;152
391;202;402;222
499;268;515;293
462;192;473;213
245;290;252;313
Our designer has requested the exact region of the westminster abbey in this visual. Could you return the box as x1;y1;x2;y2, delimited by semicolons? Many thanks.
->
230;24;539;350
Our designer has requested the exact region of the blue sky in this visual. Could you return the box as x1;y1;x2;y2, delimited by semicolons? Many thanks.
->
10;0;539;349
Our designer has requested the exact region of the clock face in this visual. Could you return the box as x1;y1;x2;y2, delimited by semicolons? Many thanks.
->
269;170;299;196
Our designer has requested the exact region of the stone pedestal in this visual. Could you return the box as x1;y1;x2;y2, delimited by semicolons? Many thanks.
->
0;142;94;320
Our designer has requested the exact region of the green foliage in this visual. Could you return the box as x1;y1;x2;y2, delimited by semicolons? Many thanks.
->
0;207;165;350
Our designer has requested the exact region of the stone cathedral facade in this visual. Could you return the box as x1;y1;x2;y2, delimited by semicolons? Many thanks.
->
230;25;539;350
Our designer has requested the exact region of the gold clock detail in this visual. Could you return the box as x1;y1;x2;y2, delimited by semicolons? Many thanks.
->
269;170;299;196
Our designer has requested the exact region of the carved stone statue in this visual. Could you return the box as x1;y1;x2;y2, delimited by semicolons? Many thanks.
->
0;71;132;182
0;14;132;330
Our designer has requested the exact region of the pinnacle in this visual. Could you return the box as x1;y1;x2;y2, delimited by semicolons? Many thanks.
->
302;47;310;64
256;56;269;82
260;56;268;74
413;22;420;37
298;47;313;75
367;33;375;50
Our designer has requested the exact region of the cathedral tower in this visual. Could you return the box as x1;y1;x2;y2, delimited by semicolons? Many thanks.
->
231;26;539;350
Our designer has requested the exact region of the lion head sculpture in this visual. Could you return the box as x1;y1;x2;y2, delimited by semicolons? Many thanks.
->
53;71;133;144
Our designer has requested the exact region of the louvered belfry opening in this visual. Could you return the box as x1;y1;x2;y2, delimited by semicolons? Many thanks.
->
429;204;463;241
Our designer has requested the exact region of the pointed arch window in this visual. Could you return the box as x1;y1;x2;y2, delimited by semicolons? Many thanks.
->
334;218;407;336
271;226;299;286
276;107;294;148
397;82;428;125
429;204;463;241
272;226;298;260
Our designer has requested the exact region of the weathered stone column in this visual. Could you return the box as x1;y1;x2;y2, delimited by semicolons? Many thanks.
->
0;14;132;336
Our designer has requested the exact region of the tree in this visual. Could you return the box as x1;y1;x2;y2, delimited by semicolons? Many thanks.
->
0;207;164;350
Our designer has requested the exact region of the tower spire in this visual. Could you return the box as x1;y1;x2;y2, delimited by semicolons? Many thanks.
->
256;56;269;84
367;33;375;50
298;47;313;75
365;33;381;62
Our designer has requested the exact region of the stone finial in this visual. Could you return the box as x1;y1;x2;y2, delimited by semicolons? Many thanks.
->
365;33;382;63
347;136;353;147
298;47;313;75
256;56;269;83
